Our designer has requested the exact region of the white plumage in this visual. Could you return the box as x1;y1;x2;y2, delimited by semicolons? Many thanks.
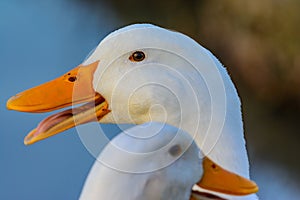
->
86;24;248;177
83;24;255;198
80;122;202;200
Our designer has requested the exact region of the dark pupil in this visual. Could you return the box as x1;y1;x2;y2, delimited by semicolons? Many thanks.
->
133;51;145;61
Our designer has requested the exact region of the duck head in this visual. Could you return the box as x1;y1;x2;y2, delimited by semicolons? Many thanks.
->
7;24;224;147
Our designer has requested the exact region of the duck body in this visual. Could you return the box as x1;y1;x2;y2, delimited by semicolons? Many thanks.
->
79;122;257;200
80;122;202;200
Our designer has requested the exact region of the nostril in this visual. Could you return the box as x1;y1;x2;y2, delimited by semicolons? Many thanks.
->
68;77;77;82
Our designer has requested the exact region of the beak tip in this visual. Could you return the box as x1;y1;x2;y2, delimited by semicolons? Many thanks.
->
24;141;33;146
6;97;14;110
24;138;34;146
235;179;259;195
6;94;23;111
23;130;37;145
23;136;31;145
250;184;259;194
241;179;259;194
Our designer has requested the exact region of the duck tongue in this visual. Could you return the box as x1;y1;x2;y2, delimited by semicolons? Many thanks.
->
24;99;109;145
35;109;74;137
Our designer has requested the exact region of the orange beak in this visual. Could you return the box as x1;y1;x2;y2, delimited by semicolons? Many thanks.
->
7;61;110;145
196;157;259;196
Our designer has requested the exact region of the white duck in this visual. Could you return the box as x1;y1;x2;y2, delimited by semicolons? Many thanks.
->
7;24;258;199
79;122;257;200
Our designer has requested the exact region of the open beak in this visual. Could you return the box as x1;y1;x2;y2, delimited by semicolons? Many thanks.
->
6;61;110;145
195;157;259;196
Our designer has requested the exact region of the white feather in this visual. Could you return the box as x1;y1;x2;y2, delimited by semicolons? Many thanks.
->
82;24;257;199
80;122;203;200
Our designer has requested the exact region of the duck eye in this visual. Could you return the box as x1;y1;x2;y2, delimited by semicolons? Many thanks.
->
129;51;145;62
168;144;182;157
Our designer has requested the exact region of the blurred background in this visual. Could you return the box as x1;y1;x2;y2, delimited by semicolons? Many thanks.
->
0;0;299;199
